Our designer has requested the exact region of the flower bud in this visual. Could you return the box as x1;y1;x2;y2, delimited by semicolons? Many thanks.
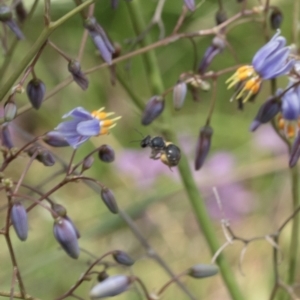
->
111;0;119;9
43;131;70;147
249;96;281;131
215;9;227;25
27;146;56;166
90;275;132;299
290;131;300;168
184;0;195;11
51;203;67;218
141;96;165;125
68;60;89;90
26;79;46;109
81;155;94;172
53;217;80;259
98;144;115;163
113;250;135;266
270;8;283;30
188;264;219;278
0;5;24;39
4;100;17;122
0;5;12;22
15;1;27;23
1;124;14;149
101;187;118;214
173;81;187;111
195;125;213;171
11;202;28;241
97;271;109;282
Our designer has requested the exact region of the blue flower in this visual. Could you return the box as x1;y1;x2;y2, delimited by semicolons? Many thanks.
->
281;84;300;121
55;107;121;149
226;30;295;103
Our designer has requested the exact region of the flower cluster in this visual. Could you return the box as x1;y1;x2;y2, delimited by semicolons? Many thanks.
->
226;31;294;103
53;107;121;149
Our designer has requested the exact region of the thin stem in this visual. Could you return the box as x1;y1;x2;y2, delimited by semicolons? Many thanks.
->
48;40;72;62
157;270;188;296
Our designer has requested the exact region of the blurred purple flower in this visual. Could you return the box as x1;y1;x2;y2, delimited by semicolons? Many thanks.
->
54;107;120;148
281;82;300;121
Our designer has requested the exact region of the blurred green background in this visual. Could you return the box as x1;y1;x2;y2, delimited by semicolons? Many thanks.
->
0;0;298;299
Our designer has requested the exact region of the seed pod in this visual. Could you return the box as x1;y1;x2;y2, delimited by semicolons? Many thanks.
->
141;96;165;126
98;144;115;163
53;217;80;259
1;124;14;149
11;202;28;241
4;100;17;122
90;275;132;299
173;81;187;111
195;125;213;171
68;60;89;90
249;96;281;131
81;155;94;172
101;187;118;214
26;79;46;109
188;264;219;278
184;0;195;11
289;131;300;168
270;8;283;30
113;250;135;266
43;131;70;147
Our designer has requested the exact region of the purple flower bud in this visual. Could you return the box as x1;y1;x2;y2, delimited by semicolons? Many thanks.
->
98;144;115;163
249;96;281;131
84;18;115;65
27;146;56;166
184;0;195;11
173;81;187;111
53;217;80;259
43;131;70;147
1;124;14;149
68;60;89;91
195;125;213;171
15;2;27;23
141;96;165;125
215;9;227;25
81;155;94;172
26;79;46;110
4;100;17;122
101;187;118;214
270;8;283;30
11;202;28;241
113;250;135;266
64;215;81;239
290;131;300;168
0;5;24;39
89;275;132;299
188;264;219;278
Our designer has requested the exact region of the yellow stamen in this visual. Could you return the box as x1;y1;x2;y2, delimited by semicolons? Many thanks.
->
226;65;254;89
234;77;261;103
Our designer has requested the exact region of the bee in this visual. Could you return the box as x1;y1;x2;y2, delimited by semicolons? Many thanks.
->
139;134;181;168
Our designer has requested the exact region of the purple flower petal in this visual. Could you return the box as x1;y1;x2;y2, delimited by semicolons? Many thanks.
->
91;33;112;65
65;135;90;148
77;119;100;136
62;107;92;120
55;120;80;135
282;90;300;120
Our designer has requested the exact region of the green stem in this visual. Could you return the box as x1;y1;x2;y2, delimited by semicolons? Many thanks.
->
126;1;243;299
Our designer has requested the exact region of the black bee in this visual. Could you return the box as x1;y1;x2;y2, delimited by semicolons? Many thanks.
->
140;135;181;168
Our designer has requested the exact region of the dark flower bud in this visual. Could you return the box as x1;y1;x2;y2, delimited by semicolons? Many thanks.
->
249;96;281;131
84;17;115;65
11;202;28;241
26;79;46;109
141;96;165;125
1;124;14;149
98;144;115;163
68;60;89;90
184;0;195;11
188;264;219;278
27;146;56;166
81;155;94;172
215;9;227;25
53;217;80;259
101;187;118;214
97;271;109;282
90;275;132;299
195;125;213;171
4;100;17;122
113;250;135;266
43;131;70;147
289;131;300;168
173;81;187;111
111;0;119;9
15;1;27;23
270;8;283;30
51;203;67;218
